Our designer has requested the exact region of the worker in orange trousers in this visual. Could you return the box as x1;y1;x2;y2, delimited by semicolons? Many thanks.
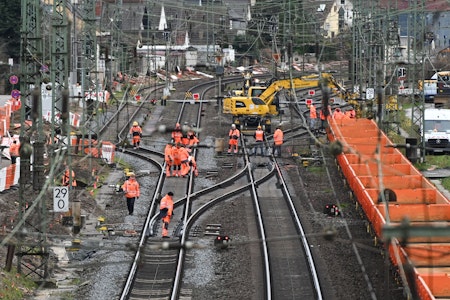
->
159;192;174;238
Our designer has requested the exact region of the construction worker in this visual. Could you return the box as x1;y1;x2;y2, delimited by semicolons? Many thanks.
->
319;105;332;131
129;121;143;149
159;192;174;238
309;103;318;133
9;140;19;165
188;156;198;176
228;124;240;154
187;126;199;149
252;125;265;156
272;125;284;157
171;143;184;177
62;166;77;187
179;144;191;177
121;172;140;215
164;142;173;177
171;123;183;145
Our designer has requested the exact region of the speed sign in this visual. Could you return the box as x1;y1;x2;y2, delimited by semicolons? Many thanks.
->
53;186;69;212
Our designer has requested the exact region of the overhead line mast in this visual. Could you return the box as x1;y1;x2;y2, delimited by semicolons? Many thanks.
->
16;0;48;280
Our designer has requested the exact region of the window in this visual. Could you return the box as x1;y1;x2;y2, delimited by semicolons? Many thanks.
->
235;101;246;108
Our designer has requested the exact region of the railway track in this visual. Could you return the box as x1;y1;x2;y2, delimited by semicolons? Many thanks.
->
84;74;417;299
112;76;328;299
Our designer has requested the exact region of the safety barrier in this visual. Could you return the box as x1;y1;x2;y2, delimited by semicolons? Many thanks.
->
0;159;19;192
328;117;450;300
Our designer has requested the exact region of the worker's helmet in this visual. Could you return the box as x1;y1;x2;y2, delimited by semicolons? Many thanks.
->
133;121;138;126
231;124;236;129
257;125;262;129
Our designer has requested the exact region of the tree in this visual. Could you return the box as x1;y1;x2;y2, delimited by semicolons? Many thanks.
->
0;2;21;61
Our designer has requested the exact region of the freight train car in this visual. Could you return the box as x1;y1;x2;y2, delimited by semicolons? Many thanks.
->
327;117;450;300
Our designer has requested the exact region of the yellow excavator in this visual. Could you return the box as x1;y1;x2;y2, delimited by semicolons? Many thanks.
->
223;72;350;133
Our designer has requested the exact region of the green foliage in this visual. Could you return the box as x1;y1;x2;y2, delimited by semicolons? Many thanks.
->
414;155;450;171
0;2;21;61
442;177;450;191
0;269;37;299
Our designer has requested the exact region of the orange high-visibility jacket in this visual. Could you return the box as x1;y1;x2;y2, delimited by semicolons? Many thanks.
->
171;145;184;164
229;128;240;139
164;144;173;162
172;130;183;144
63;169;77;187
160;194;174;216
9;142;19;157
309;105;317;119
122;178;140;198
179;146;190;162
273;129;284;145
130;125;142;136
254;129;264;142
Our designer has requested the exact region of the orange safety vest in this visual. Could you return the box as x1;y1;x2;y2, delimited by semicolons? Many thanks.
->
9;143;19;157
171;146;183;164
63;169;77;187
229;128;240;139
122;178;140;198
310;105;317;119
188;134;199;146
172;130;183;144
164;144;173;162
160;194;174;216
130;125;142;136
181;133;190;146
273;129;284;145
254;129;264;142
179;146;190;162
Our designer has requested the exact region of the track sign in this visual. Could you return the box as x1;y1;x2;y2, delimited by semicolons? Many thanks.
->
9;75;18;85
193;93;199;101
366;88;375;100
308;90;315;96
53;186;69;212
306;99;313;105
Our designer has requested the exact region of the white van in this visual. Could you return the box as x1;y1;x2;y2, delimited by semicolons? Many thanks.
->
423;108;450;154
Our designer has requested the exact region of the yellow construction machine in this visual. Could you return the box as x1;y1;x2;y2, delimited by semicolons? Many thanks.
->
223;72;349;133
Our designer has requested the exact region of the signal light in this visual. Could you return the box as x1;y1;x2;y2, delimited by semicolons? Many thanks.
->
323;204;340;216
214;235;230;249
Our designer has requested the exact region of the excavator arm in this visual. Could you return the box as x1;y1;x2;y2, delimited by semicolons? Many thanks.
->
258;75;323;105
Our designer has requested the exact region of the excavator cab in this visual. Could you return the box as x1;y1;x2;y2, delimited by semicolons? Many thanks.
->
223;96;269;116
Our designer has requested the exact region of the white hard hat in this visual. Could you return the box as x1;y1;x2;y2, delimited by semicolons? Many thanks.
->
231;124;236;128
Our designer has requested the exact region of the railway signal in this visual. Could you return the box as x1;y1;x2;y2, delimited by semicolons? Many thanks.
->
214;235;230;249
323;204;340;216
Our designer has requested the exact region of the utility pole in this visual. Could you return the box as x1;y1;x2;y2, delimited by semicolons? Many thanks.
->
79;0;97;232
268;15;279;78
162;20;171;106
409;0;427;162
16;0;48;279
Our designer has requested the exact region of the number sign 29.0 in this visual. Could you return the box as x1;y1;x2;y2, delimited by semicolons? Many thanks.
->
53;186;69;212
